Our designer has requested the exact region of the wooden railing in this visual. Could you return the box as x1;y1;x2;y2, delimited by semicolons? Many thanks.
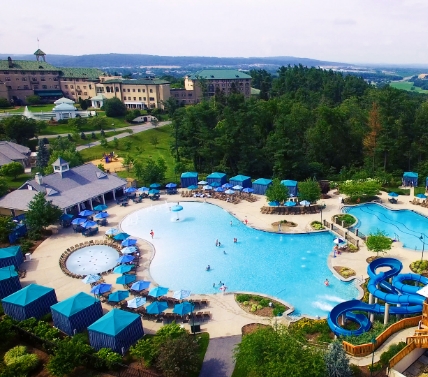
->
342;316;421;357
406;335;428;347
388;341;417;370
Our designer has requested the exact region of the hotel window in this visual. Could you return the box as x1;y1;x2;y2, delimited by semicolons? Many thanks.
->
41;78;45;81
22;77;27;81
149;89;153;93
31;71;36;75
5;77;10;81
133;89;135;92
142;89;145;92
134;97;136;100
70;85;74;89
23;85;29;89
83;86;87;89
149;97;155;101
42;85;47;89
53;78;58;81
115;87;119;92
139;97;142;100
127;89;130;92
71;91;75;95
64;85;68;88
138;89;141;92
83;92;87;95
17;86;21;89
77;86;80;89
16;78;19;81
33;85;39;89
143;97;146;100
54;85;59;88
21;71;25;75
49;78;52;81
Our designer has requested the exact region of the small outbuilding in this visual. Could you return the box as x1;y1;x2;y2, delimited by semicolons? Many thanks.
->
180;172;198;188
52;102;78;121
51;292;103;336
252;178;272;195
88;309;144;354
229;175;252;189
281;180;298;197
402;172;418;187
0;246;24;269
207;172;227;186
0;265;21;300
2;284;57;321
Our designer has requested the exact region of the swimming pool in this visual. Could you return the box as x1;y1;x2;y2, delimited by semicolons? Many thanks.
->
121;202;358;317
344;203;428;250
66;245;119;275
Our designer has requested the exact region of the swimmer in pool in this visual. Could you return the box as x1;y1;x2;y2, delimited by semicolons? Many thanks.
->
324;279;329;286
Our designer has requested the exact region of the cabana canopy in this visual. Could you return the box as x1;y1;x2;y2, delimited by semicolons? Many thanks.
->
252;178;272;195
180;172;198;188
207;172;227;186
2;284;57;321
0;246;24;269
403;172;418;187
51;292;103;336
0;265;21;299
281;180;298;197
229;175;252;189
88;309;144;353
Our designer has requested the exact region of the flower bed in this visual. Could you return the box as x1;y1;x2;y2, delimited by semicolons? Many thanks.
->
235;294;288;317
410;260;428;275
333;266;356;278
332;213;357;228
310;221;324;230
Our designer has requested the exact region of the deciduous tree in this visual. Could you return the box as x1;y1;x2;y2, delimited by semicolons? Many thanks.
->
266;178;288;203
104;98;126;117
298;178;321;203
366;230;393;257
1;162;24;179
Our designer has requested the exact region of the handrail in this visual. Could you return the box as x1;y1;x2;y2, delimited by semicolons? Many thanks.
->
388;341;416;370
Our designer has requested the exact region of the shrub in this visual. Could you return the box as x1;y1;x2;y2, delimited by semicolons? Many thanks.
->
250;304;257;312
259;299;270;307
236;294;251;303
379;342;406;367
243;301;249;306
19;239;33;254
94;348;122;370
334;214;356;227
91;132;97;139
350;363;362;377
257;305;263;310
273;305;286;316
80;132;86;139
4;346;39;377
311;221;324;230
4;346;26;365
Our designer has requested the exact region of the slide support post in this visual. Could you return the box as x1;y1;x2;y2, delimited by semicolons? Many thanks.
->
384;303;390;325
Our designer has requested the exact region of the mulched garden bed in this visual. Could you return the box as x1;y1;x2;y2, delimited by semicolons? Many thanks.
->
333;266;356;278
241;323;270;336
235;294;288;317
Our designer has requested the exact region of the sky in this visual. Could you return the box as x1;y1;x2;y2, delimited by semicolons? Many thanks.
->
2;0;428;65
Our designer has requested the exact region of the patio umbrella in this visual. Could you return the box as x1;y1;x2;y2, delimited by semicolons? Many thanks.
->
268;201;279;206
116;274;136;285
242;188;254;193
233;185;243;190
171;205;183;212
416;194;427;199
121;246;137;254
108;290;129;302
72;218;86;225
146;301;168;314
165;183;177;188
333;238;347;245
117;255;135;264
300;200;311;207
215;187;224;192
210;182;221;188
222;183;233;189
82;220;97;229
94;212;109;219
173;289;191;300
225;189;235;195
138;187;149;192
114;232;130;241
79;210;93;217
149;286;169;298
90;283;112;295
105;228;119;236
173;302;194;316
127;297;146;308
94;204;108;211
388;192;399;197
113;264;133;274
60;213;73;221
125;187;137;194
82;274;101;284
149;189;160;195
187;185;198;190
203;185;213;190
285;201;296;207
198;180;208;185
150;183;161;188
131;280;151;291
122;238;137;247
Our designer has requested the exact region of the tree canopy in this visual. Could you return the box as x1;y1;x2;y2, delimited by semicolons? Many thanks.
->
0;162;24;180
104;97;127;117
298;179;321;203
366;230;393;257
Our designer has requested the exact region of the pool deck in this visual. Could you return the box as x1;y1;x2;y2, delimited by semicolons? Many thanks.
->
21;188;427;355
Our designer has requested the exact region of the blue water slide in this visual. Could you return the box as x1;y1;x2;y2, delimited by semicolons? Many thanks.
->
327;257;427;336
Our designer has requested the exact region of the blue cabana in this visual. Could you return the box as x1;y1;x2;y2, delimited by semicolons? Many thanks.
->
51;292;103;336
252;178;272;195
403;172;418;187
0;266;21;300
0;246;24;269
180;172;198;188
2;284;57;321
88;309;144;353
207;172;227;186
229;175;252;189
281;180;298;197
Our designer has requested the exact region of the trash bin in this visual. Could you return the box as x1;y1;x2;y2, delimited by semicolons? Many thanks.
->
25;253;31;261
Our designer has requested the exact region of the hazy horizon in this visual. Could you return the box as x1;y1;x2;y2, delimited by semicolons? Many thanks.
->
3;0;428;65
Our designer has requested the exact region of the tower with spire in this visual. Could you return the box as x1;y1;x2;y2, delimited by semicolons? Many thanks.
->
34;49;46;62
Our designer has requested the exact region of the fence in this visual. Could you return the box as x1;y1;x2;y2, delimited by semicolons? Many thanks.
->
342;316;421;357
322;219;360;248
388;341;417;370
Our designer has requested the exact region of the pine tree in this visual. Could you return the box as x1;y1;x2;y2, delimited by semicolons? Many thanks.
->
36;139;50;169
325;341;352;377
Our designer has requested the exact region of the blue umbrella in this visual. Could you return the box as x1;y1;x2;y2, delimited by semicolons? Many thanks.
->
173;289;191;300
166;183;177;188
285;201;296;207
150;183;161;188
114;232;130;241
116;274;136;285
82;220;97;229
131;280;151;291
268;201;279;206
72;218;86;225
94;204;108;211
210;182;221;188
416;193;427;199
122;238;137;247
300;200;311;207
94;212;109;219
242;188;254;193
222;183;233;189
171;205;183;212
149;286;169;298
388;192;399;197
121;246;137;254
82;274;101;284
173;302;194;316
225;189;235;194
125;187;137;194
127;297;146;308
149;189;160;195
198;180;208;185
113;264;133;274
90;283;112;295
233;185;243;190
146;301;168;314
203;185;213;190
333;238;347;245
117;255;135;264
60;213;73;221
138;187;149;192
79;210;93;217
108;290;129;302
215;187;224;192
187;185;198;190
106;228;119;236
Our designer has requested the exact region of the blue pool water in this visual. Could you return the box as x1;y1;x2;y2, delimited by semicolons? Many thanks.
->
345;203;428;250
121;202;358;317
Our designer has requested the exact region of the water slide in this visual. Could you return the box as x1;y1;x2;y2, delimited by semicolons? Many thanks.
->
327;257;428;336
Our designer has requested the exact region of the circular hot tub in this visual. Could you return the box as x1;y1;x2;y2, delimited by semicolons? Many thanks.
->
65;245;119;275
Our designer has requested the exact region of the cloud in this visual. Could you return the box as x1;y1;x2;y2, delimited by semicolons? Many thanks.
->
333;19;356;26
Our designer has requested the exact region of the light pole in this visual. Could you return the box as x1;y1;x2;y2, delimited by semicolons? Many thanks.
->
421;234;425;261
370;336;376;377
189;300;196;337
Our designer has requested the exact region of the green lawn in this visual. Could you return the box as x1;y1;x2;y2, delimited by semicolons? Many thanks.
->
80;125;177;183
390;81;428;94
191;332;210;377
3;173;32;189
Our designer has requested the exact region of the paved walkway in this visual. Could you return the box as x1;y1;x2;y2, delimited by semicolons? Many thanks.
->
199;335;241;377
